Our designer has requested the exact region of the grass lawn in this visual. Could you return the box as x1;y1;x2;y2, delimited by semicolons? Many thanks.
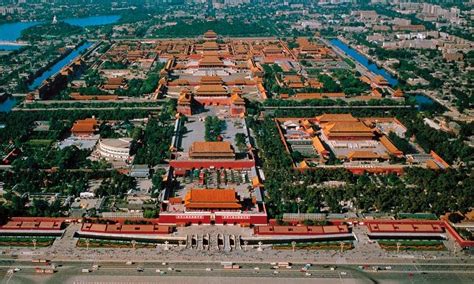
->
273;241;354;251
378;240;445;251
26;139;53;147
77;238;156;249
0;236;55;247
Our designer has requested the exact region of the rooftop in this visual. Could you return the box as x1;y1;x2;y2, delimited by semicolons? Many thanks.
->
184;189;241;210
316;113;359;123
190;141;234;154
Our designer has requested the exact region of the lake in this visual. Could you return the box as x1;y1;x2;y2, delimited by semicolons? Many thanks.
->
28;41;94;90
0;15;120;42
63;15;121;28
0;21;40;41
1;41;94;111
330;39;399;87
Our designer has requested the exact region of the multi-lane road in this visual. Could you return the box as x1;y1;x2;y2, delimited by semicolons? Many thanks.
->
1;259;474;284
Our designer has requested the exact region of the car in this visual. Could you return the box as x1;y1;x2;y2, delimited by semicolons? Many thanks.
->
206;268;212;272
340;272;347;275
13;268;21;272
273;271;279;274
254;267;260;270
136;267;144;272
155;269;161;273
126;261;133;265
305;272;312;276
167;267;173;271
162;262;167;266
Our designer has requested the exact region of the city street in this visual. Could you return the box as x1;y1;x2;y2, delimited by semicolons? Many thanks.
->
1;258;474;284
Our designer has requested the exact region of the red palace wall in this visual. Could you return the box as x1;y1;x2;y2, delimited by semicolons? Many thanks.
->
215;214;267;225
170;160;255;170
177;106;192;116
194;97;231;106
348;167;404;175
442;221;474;248
230;106;246;116
159;214;211;224
327;136;375;140
295;166;404;175
158;213;267;225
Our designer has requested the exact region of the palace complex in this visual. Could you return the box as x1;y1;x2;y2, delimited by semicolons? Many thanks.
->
276;114;449;174
152;31;296;115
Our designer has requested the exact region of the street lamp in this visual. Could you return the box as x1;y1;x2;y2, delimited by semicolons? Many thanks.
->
340;241;345;253
244;241;248;251
32;238;37;250
296;197;302;215
85;239;90;250
291;241;296;252
396;242;401;254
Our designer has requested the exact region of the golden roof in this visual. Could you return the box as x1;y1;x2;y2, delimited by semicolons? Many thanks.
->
230;93;245;104
178;91;192;103
200;75;224;85
316;113;359;123
200;55;224;66
190;141;233;153
184;189;241;210
204;30;218;38
347;151;382;160
324;121;374;134
312;136;327;154
379;136;402;155
195;84;228;95
202;41;219;50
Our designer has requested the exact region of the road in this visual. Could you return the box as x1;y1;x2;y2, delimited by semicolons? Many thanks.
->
12;106;162;111
22;98;168;104
1;259;474;284
263;105;415;110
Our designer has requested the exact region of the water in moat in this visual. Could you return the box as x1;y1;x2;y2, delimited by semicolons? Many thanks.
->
28;41;93;90
330;38;399;87
0;15;119;110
